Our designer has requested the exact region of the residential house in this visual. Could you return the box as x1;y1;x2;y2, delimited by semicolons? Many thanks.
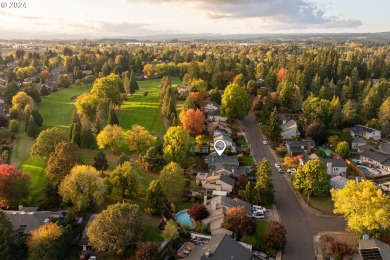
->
360;150;390;172
357;238;390;260
286;140;315;156
4;206;51;238
202;175;235;195
330;176;349;189
204;102;219;115
204;153;239;170
280;119;300;140
300;154;347;176
178;86;189;98
213;132;236;153
6;61;20;70
214;165;247;177
186;234;253;260
80;214;99;252
352;138;367;149
351;125;381;140
207;122;232;136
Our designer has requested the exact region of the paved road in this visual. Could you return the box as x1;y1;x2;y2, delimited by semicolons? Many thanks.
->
242;113;346;260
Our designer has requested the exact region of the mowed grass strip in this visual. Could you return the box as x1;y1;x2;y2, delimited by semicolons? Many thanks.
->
118;77;180;135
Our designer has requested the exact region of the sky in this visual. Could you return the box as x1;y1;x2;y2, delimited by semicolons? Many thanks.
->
0;0;389;39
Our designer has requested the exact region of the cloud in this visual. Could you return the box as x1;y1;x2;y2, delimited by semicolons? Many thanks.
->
0;10;42;20
126;0;362;29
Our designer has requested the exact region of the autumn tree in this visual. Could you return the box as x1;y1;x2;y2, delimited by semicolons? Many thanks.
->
126;124;155;154
87;202;142;255
30;127;68;161
222;207;256;240
190;79;208;93
59;165;105;211
163;126;193;165
91;73;123;106
335;141;350;159
180;109;205;135
0;165;30;208
189;91;205;108
46;141;81;184
378;97;390;136
129;69;139;95
0;211;13;259
143;64;156;79
188;203;209;220
209;87;221;103
265;221;287;251
92;151;108;172
159;162;185;199
221;83;250;120
108;161;139;198
58;74;70;88
12;91;33;110
74;93;99;120
145;180;167;215
292;159;330;204
331;180;390;234
96;124;123;151
161;220;179;241
135;242;161;260
27;222;71;260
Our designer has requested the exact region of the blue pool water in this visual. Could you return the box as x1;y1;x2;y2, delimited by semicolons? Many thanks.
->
176;211;195;228
357;166;371;175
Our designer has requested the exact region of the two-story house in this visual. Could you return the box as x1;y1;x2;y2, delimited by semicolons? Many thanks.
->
351;125;381;140
286;140;315;156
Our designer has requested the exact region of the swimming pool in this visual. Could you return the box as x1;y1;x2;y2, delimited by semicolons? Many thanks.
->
357;165;372;175
176;210;195;229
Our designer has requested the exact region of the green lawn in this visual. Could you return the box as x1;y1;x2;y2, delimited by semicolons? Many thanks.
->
237;138;248;148
118;77;180;136
20;158;47;203
302;194;335;214
241;156;255;166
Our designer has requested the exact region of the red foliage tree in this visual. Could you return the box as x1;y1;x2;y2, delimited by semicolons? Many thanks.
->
188;203;209;220
135;242;161;260
0;165;30;208
264;221;287;250
222;206;256;239
189;92;205;108
277;68;287;82
180;109;205;136
330;241;354;259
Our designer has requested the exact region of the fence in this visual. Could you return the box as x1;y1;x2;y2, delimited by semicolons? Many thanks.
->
345;159;366;179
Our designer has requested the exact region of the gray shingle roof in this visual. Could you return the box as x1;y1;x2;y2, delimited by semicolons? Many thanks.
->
351;124;377;135
221;196;252;216
5;210;51;235
361;150;390;163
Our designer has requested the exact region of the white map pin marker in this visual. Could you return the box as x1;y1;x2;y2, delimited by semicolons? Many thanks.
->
214;140;227;156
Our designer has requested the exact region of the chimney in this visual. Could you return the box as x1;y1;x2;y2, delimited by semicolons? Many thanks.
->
211;158;215;167
283;120;286;125
232;168;235;175
211;201;217;211
18;205;23;211
204;196;208;206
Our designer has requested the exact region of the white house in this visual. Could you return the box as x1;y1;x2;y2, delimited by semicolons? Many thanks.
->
351;138;367;149
204;102;219;114
300;155;347;176
360;150;390;172
214;132;236;153
351;125;381;140
281;119;300;140
208;115;228;122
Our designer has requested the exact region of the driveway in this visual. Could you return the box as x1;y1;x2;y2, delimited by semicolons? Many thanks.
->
242;112;346;260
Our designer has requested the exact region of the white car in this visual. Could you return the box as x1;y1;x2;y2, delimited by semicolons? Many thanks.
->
252;212;265;219
252;205;267;213
262;140;267;144
287;168;296;174
274;163;281;168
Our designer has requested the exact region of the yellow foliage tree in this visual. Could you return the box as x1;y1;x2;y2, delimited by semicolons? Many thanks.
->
331;180;390;234
12;91;33;110
126;124;155;153
143;64;156;79
96;124;123;151
161;220;179;241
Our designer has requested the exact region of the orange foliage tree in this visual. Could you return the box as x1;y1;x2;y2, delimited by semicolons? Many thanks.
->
277;68;287;82
189;92;205;108
222;206;256;239
0;165;30;208
180;109;205;135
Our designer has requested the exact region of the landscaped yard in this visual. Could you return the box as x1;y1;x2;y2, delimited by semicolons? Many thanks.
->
241;220;268;250
237;138;248;148
118;77;181;136
241;156;255;166
302;194;335;214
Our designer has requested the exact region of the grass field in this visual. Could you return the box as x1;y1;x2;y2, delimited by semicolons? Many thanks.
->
241;220;268;250
302;194;335;213
118;77;181;136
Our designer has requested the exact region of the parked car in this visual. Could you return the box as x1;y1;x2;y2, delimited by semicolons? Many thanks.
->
252;205;267;213
275;163;281;168
252;212;265;219
278;168;284;173
262;140;267;144
287;168;296;174
89;257;97;260
253;251;268;259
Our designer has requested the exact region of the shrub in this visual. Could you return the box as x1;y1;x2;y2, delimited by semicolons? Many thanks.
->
188;203;209;221
275;147;287;157
8;119;19;133
330;241;354;260
9;108;23;119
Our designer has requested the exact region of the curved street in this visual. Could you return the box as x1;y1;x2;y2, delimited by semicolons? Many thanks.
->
242;112;346;260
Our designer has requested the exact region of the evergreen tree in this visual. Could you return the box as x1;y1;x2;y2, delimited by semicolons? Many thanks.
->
31;109;43;127
71;123;81;146
260;93;273;124
108;105;119;125
71;109;80;124
145;180;167;215
80;115;95;148
129;69;138;95
253;159;274;205
264;107;281;141
123;72;130;94
118;152;130;165
93;151;108;171
25;109;31;131
162;87;172;116
39;84;50;97
167;97;176;121
26;115;39;137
